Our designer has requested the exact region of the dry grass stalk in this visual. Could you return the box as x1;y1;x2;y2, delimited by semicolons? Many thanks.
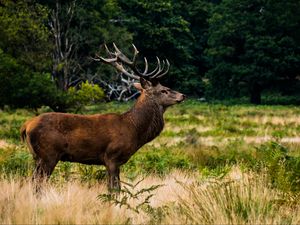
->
0;169;299;224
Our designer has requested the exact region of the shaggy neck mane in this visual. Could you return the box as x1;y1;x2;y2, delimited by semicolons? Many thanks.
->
124;94;165;147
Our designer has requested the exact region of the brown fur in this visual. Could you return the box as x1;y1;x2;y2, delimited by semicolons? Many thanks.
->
21;79;185;191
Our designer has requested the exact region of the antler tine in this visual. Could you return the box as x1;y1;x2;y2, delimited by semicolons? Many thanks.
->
142;56;160;77
93;44;118;63
154;59;170;79
142;57;148;75
114;63;140;80
104;44;114;57
113;43;131;64
160;60;166;73
132;44;139;66
112;43;143;77
148;56;163;79
112;43;121;55
94;44;140;80
95;43;170;81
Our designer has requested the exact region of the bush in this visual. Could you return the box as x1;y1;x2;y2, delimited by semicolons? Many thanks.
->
0;146;33;177
255;142;300;192
0;116;25;142
67;81;105;112
0;49;79;111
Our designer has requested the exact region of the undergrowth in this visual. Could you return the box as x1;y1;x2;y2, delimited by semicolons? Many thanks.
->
0;140;299;194
0;102;299;223
98;179;168;224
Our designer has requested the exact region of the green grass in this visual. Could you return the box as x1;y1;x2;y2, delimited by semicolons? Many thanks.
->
0;100;300;192
0;100;300;224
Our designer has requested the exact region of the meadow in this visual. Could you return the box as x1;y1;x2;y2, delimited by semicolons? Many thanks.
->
0;100;300;224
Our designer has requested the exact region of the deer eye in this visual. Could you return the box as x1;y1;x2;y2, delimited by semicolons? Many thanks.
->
161;90;168;94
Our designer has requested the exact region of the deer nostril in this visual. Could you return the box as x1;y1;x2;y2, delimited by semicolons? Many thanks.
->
182;94;186;100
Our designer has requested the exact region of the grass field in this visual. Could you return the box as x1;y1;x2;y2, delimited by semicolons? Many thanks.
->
0;100;300;224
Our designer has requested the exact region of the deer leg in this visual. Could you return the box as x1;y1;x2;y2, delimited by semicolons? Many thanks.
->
32;157;58;193
106;164;120;192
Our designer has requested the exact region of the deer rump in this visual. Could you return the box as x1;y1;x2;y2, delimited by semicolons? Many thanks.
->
22;112;138;167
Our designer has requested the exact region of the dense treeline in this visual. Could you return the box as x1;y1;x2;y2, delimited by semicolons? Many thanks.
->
0;0;299;109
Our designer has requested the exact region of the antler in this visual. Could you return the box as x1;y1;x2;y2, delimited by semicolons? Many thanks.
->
94;43;170;80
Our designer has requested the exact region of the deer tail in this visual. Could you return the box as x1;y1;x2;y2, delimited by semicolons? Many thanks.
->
20;119;38;159
20;122;27;142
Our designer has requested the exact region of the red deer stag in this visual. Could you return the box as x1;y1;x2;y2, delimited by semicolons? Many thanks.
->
21;44;185;191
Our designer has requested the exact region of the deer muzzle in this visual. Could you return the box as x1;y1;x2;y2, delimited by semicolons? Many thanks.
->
176;93;186;103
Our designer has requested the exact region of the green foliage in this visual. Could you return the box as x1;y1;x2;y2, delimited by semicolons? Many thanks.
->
0;1;68;110
0;0;51;70
262;93;300;105
0;0;132;109
0;115;25;142
118;0;210;95
205;0;300;103
0;102;299;201
43;0;133;90
0;49;66;110
1;0;300;106
98;180;168;224
186;140;300;193
67;81;105;112
0;146;33;177
255;142;300;192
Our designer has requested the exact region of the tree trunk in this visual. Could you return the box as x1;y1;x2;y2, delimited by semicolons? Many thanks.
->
50;0;75;92
52;70;66;91
250;83;262;104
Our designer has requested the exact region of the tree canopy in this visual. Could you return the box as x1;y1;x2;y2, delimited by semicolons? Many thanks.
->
205;0;300;103
0;0;299;109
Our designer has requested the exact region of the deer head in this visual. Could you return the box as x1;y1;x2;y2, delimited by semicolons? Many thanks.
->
94;43;185;108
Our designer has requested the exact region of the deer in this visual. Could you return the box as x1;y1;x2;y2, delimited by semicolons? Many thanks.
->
20;43;186;192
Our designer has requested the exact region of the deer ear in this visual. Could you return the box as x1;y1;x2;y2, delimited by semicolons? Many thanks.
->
140;77;152;89
150;78;159;86
133;82;143;91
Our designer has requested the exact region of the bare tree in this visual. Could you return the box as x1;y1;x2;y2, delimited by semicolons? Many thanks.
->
95;73;139;101
49;0;78;91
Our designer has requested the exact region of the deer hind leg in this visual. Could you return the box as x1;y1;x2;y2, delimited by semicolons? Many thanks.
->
32;157;58;193
106;164;121;192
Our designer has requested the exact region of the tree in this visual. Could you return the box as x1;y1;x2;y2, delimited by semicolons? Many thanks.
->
0;49;64;110
0;0;51;71
205;0;300;104
38;0;133;92
118;0;204;95
173;0;212;96
0;0;63;109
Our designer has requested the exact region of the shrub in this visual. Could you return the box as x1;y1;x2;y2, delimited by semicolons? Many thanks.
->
0;146;33;177
255;142;300;192
0;117;25;142
67;81;105;112
0;49;66;110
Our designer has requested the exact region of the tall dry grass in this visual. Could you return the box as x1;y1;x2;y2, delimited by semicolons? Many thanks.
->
0;178;124;224
172;167;300;224
0;168;299;224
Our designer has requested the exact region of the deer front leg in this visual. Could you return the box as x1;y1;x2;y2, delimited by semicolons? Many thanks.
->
106;163;121;192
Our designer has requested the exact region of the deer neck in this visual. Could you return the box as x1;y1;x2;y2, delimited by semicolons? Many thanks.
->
126;95;165;147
